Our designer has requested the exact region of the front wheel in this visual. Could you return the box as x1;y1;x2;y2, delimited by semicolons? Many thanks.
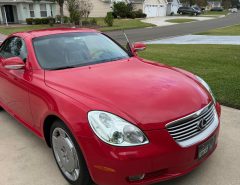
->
50;121;91;185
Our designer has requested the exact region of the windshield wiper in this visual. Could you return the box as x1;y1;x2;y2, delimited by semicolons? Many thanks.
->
50;66;76;70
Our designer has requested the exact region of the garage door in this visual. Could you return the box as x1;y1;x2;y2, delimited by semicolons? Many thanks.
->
144;4;167;17
144;5;158;17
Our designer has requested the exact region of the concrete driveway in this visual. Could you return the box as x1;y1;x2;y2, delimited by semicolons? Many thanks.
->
141;16;217;27
0;106;240;185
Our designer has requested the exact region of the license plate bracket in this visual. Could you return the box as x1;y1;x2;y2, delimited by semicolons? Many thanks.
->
198;135;216;160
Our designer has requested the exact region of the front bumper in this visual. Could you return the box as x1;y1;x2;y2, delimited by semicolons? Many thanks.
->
79;104;221;185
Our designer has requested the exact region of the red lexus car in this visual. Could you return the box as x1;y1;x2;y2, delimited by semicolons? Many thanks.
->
0;28;221;185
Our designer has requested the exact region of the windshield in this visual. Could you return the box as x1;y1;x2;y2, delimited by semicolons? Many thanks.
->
33;32;130;70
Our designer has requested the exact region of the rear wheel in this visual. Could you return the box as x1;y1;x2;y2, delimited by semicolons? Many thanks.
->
50;120;91;185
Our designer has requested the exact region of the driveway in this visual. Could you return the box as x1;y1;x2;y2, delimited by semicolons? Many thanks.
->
141;16;217;27
0;106;240;185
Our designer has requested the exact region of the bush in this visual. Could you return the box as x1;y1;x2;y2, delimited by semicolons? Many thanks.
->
41;18;49;24
90;18;97;25
104;12;114;27
26;18;33;25
33;18;42;24
55;15;70;23
113;2;133;18
134;9;147;18
82;20;90;26
25;17;56;25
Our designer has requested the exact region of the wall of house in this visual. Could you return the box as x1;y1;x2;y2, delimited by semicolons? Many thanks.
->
89;0;112;17
0;2;56;24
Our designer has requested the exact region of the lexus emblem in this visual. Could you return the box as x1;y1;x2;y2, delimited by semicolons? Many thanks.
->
198;119;208;130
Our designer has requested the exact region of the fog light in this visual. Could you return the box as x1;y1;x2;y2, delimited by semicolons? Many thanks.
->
128;174;145;181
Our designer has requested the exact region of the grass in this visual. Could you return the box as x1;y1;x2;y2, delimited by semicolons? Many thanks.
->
165;19;197;23
197;24;240;35
0;19;154;35
202;10;228;16
139;44;240;109
0;25;52;35
97;18;154;32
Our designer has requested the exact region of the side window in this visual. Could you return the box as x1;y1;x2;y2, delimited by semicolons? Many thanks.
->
0;37;27;61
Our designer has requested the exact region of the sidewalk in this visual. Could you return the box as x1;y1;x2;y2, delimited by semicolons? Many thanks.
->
145;35;240;45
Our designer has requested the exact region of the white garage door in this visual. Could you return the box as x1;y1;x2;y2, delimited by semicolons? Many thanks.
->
144;4;167;17
144;5;158;17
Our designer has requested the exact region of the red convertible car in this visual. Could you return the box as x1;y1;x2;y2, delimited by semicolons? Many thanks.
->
0;28;221;185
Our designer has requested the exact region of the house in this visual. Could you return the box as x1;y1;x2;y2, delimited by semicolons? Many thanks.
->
143;0;168;17
58;0;144;18
0;0;56;24
206;1;222;10
166;0;182;15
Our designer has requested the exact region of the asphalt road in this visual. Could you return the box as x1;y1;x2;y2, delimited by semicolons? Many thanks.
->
0;106;240;185
106;13;240;44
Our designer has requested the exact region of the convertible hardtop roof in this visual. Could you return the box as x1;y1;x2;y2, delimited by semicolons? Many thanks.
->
12;28;99;39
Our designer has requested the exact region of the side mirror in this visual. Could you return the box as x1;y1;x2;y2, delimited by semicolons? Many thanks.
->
133;42;147;52
2;57;25;70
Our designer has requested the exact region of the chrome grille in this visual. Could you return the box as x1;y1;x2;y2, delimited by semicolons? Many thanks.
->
166;103;215;143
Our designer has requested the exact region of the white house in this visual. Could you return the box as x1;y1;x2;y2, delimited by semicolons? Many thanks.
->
143;0;168;17
166;0;182;15
0;0;56;24
58;0;144;18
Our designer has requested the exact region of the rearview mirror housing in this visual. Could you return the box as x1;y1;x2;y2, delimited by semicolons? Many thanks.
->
133;42;147;52
2;57;25;70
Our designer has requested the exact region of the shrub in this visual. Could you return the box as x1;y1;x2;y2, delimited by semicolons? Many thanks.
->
63;16;70;23
104;12;114;27
82;20;90;26
26;18;33;25
41;18;49;24
134;9;147;18
55;15;70;23
113;2;133;18
33;18;42;24
90;18;97;25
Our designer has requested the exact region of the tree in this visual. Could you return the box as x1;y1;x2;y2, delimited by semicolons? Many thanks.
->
66;0;93;25
195;0;207;7
222;0;232;8
51;0;65;24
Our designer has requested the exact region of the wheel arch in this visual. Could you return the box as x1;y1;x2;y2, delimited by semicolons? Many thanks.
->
43;115;62;147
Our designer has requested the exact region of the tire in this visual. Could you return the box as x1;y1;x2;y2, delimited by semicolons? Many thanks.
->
194;12;198;16
50;120;91;185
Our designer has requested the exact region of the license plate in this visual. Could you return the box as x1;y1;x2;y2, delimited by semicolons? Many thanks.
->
198;135;216;160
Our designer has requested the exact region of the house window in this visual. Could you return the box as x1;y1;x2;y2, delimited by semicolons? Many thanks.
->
29;4;35;17
40;4;47;17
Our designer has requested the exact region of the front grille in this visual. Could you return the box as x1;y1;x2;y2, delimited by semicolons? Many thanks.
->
166;103;215;143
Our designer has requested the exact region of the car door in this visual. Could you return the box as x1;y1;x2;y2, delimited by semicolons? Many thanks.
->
0;36;33;124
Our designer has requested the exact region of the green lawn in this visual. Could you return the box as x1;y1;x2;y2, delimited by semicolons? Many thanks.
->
0;19;154;35
0;25;52;35
98;18;154;32
197;24;240;35
166;19;197;23
202;10;228;16
139;44;240;109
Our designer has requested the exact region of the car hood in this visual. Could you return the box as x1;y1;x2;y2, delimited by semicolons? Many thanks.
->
45;58;211;130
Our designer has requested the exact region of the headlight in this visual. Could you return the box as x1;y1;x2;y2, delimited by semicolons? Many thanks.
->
196;76;216;104
88;111;149;146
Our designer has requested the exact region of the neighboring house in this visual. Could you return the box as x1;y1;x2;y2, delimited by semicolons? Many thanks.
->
166;0;182;15
206;1;222;10
143;0;168;17
59;0;144;18
0;0;56;24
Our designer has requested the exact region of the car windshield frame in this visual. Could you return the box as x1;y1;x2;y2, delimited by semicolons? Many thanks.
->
32;32;132;70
